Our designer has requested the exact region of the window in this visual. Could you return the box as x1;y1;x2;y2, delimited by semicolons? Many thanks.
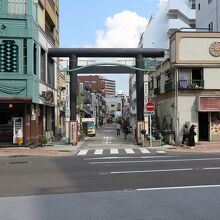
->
208;0;213;4
91;80;97;84
40;48;46;82
23;39;27;74
156;77;160;88
209;22;213;31
47;57;55;87
0;40;18;73
8;0;26;15
198;3;200;10
190;0;196;9
111;104;115;107
148;77;154;90
33;43;37;75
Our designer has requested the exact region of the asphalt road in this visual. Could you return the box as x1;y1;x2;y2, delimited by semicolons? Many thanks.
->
1;153;220;197
1;125;220;219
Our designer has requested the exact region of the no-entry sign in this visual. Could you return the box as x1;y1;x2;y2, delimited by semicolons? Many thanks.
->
146;102;155;112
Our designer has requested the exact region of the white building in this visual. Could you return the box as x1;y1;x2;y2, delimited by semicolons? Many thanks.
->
129;0;196;130
196;0;220;31
142;0;195;50
105;96;122;120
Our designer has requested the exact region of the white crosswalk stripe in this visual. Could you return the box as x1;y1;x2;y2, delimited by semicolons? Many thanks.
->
140;148;151;154
125;148;135;154
94;149;103;155
110;149;119;154
77;148;166;156
77;150;88;156
157;150;166;154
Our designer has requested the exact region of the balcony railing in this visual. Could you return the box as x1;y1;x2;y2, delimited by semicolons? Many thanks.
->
165;80;175;92
178;80;204;89
154;87;160;95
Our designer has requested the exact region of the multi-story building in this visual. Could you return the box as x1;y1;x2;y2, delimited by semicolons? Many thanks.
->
148;31;220;143
78;75;106;96
196;0;220;31
102;78;116;96
0;0;59;145
129;0;196;132
38;0;60;142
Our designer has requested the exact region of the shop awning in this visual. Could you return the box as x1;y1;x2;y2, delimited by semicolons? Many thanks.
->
0;97;32;103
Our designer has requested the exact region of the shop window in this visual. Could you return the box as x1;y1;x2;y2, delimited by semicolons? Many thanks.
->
0;40;18;73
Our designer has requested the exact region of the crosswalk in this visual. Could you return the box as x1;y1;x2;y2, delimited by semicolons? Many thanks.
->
76;148;166;156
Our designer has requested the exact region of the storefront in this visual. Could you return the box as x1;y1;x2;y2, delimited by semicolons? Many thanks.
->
198;97;220;141
0;98;43;146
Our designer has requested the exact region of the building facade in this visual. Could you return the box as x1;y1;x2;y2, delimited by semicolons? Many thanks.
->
130;0;196;131
0;0;59;145
102;78;116;96
196;0;220;31
148;31;220;143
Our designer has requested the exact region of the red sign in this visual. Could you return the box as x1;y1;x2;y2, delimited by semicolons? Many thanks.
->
200;97;220;111
146;102;155;111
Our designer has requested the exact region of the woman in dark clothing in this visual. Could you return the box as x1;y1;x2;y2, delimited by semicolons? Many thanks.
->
188;124;196;146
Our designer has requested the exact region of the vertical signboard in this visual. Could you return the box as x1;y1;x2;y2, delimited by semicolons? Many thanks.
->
70;121;78;145
136;121;145;144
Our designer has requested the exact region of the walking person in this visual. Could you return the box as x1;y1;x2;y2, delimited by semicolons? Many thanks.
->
188;124;196;147
182;124;189;145
116;123;121;136
123;120;129;139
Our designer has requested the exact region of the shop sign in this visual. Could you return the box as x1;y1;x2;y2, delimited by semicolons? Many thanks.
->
199;97;220;111
70;121;78;145
136;121;144;144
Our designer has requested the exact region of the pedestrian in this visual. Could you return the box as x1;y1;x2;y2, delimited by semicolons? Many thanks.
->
123;120;129;139
182;124;189;145
188;124;196;146
116;123;121;136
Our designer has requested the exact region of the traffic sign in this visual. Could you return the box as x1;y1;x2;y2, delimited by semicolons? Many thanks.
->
146;102;155;112
144;111;155;116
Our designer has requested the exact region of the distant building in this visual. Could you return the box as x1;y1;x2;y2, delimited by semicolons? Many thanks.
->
102;78;116;96
196;0;220;31
78;75;106;96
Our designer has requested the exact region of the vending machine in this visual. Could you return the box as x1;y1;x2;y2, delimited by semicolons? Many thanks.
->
13;117;23;144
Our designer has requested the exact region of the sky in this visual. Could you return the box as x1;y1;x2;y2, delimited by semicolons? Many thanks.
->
60;0;163;93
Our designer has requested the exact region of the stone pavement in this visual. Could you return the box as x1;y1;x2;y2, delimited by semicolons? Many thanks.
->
0;140;79;157
167;142;220;153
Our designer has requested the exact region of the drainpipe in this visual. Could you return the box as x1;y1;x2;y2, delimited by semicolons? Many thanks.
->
172;65;179;144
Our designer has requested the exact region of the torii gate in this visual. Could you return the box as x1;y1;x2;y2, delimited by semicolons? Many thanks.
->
48;48;164;144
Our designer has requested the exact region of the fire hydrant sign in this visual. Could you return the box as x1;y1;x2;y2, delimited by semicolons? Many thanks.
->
70;121;78;145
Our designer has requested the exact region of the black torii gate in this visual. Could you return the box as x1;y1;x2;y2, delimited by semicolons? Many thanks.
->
48;48;164;144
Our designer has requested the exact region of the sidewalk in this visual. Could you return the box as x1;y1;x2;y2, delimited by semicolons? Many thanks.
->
1;140;220;157
167;142;220;153
0;140;80;157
